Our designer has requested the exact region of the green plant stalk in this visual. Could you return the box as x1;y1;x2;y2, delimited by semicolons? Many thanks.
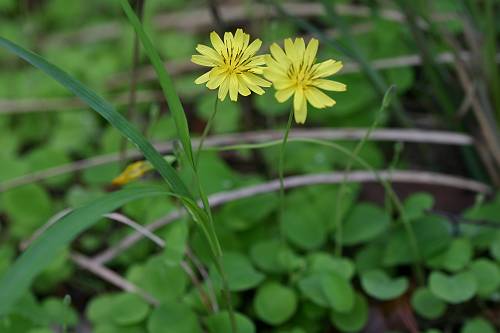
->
484;0;500;121
195;95;219;168
209;136;424;283
333;87;392;257
278;110;294;235
120;1;233;327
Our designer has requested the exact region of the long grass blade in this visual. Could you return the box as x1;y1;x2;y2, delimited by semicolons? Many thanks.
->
120;0;195;168
0;37;191;199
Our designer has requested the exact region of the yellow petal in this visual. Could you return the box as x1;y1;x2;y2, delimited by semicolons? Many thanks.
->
312;60;343;78
269;43;290;69
207;72;227;89
242;77;266;95
275;86;295;103
305;86;336;108
196;44;222;63
191;55;217;67
294;97;307;124
218;77;230;101
313;79;347;91
284;38;297;61
293;87;304;114
241;38;262;60
273;79;295;90
242;72;271;87
229;73;239;101
304;38;319;67
294;37;306;56
210;31;225;54
236;74;251;96
194;71;211;84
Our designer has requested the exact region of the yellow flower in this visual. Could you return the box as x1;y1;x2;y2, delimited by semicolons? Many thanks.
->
264;38;346;124
192;28;271;102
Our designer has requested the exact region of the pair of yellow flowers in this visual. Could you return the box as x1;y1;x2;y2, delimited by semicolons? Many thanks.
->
192;29;346;124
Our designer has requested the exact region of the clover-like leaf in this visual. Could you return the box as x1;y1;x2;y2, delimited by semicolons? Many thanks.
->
429;271;477;304
360;269;408;300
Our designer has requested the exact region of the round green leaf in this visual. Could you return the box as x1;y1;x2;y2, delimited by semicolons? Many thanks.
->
469;259;500;297
321;272;355;312
308;253;355;280
86;294;116;324
361;270;408;300
212;252;265;291
205;311;255;333
342;203;390;245
330;293;369;332
461;317;496;333
282;205;326;250
489;238;500;262
437;238;473;272
411;287;447;319
147;302;202;333
403;192;434;220
250;239;300;274
254;283;297;325
429;271;477;304
128;256;187;302
3;184;54;237
111;293;149;325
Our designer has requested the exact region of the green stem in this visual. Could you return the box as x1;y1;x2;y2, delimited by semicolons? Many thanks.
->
334;108;382;257
196;95;219;168
214;256;237;333
278;110;294;232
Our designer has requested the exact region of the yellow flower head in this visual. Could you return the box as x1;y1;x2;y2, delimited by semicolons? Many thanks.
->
264;38;346;124
112;161;152;186
192;28;271;102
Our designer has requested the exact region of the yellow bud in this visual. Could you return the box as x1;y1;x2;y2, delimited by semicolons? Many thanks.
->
112;161;152;186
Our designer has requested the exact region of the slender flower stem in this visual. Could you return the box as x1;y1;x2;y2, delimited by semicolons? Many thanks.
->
334;102;383;257
278;110;294;230
195;95;219;168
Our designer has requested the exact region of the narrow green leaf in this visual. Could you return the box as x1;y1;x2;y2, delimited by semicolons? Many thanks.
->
120;0;195;168
0;187;170;316
0;37;191;199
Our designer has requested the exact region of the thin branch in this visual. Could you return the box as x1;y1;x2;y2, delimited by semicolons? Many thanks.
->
2;52;499;114
41;3;457;47
428;209;500;229
92;169;491;264
0;129;475;192
70;252;159;306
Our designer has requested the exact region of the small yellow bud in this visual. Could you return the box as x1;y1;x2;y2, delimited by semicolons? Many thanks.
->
112;161;152;186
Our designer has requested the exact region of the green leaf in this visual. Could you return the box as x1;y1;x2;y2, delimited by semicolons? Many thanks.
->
428;238;473;272
461;317;496;333
330;293;369;332
162;222;188;265
342;203;390;245
128;255;188;303
411;287;447;320
429;271;477;304
403;192;434;220
360;269;408;300
308;253;355;280
254;282;297;325
3;184;54;238
111;293;149;326
282;204;326;250
469;259;500;297
42;297;78;326
147;302;202;333
250;239;301;274
298;272;354;312
205;311;255;333
384;216;451;266
321;272;355;313
0;186;169;316
211;252;265;291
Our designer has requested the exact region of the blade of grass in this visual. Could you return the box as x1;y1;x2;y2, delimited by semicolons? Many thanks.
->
120;0;194;168
0;37;191;198
0;186;170;316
